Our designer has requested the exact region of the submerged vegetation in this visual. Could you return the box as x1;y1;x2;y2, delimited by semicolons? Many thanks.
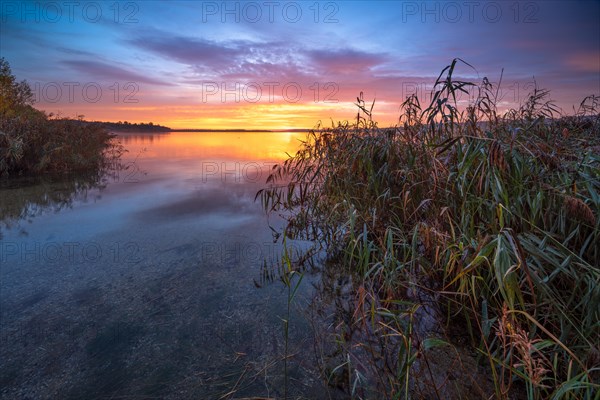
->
259;59;600;399
0;58;118;177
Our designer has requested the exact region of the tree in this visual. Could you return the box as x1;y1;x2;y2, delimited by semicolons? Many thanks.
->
0;57;34;113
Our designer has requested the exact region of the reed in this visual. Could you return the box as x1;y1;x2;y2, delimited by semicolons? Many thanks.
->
280;236;305;399
259;59;600;398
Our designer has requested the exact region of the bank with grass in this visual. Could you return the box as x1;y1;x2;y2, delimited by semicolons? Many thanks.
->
0;58;117;177
260;60;600;399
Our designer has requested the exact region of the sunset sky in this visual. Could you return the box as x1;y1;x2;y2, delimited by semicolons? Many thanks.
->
1;0;599;130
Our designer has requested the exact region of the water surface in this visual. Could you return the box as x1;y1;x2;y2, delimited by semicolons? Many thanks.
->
0;131;326;399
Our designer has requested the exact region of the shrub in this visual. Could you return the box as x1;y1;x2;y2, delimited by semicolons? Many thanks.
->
0;58;115;177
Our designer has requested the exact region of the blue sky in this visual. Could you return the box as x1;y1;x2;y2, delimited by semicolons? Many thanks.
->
1;0;598;128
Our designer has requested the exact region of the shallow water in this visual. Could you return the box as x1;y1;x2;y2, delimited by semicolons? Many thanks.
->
0;131;328;399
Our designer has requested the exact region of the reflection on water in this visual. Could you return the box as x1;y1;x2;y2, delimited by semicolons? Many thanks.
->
116;132;170;145
0;131;332;399
0;170;108;239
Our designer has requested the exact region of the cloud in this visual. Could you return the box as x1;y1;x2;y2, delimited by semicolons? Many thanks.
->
127;31;392;92
128;32;321;85
62;60;169;86
565;52;600;73
306;49;388;74
128;35;244;71
55;47;97;57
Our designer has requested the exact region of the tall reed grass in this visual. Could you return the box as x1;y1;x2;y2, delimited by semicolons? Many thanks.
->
259;59;600;399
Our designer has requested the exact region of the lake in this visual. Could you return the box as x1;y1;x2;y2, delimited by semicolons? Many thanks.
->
0;131;333;399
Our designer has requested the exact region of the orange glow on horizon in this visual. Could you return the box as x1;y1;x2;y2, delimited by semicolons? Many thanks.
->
37;100;402;130
122;130;306;164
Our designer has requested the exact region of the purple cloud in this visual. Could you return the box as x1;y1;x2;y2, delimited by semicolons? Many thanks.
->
62;60;169;86
128;35;243;70
307;49;388;74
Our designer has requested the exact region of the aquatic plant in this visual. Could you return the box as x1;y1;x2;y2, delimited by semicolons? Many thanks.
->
259;59;600;399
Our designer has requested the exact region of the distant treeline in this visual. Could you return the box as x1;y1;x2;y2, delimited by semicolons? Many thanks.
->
69;120;172;132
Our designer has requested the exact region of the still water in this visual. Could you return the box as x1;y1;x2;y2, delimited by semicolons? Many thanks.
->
0;131;327;399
